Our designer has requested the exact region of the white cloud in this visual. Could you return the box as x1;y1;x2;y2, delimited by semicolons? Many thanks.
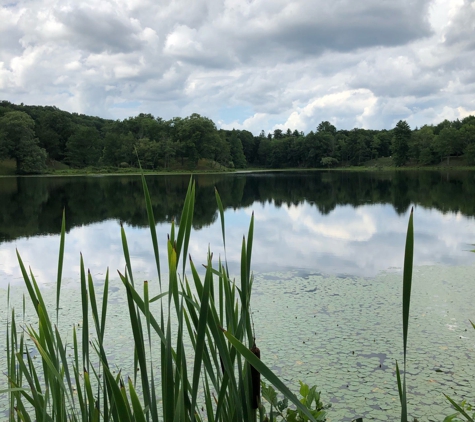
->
0;0;474;131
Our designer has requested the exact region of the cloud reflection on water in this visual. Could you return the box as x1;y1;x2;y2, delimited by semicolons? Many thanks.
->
1;201;474;289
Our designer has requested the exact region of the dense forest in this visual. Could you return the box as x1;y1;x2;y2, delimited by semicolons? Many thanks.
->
0;100;475;174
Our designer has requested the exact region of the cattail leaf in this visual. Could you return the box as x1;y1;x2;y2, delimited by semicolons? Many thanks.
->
176;177;194;273
246;212;254;283
215;187;229;277
140;172;161;287
100;269;109;344
402;207;414;361
149;291;168;303
118;272;166;345
191;254;213;420
56;208;66;323
88;270;101;344
400;208;414;422
101;364;132;422
80;254;89;372
16;250;39;312
128;378;147;422
121;272;151;412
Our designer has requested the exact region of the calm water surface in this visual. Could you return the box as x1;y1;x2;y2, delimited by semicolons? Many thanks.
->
1;170;475;421
1;170;475;284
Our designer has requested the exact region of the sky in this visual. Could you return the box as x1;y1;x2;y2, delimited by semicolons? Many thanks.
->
1;0;475;134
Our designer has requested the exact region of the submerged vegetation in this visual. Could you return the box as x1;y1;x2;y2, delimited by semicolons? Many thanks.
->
1;173;474;421
1;100;475;174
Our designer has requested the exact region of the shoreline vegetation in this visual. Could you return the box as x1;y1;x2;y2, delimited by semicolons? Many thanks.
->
1;157;475;177
1;100;475;176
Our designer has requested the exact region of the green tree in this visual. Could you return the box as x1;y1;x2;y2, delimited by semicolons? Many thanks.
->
273;129;284;139
173;114;220;166
237;130;256;164
434;127;458;165
317;121;336;136
228;130;247;168
465;143;475;165
321;156;338;167
370;134;382;160
66;125;102;167
36;110;73;160
0;111;47;173
461;123;475;165
257;137;271;166
158;138;176;169
411;125;436;165
392;120;411;166
136;137;160;169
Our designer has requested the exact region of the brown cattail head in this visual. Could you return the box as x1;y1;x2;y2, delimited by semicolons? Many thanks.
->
250;339;261;409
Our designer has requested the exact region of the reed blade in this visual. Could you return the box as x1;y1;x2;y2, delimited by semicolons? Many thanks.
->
100;269;109;344
215;187;229;277
128;377;147;422
80;254;89;372
191;253;213;420
176;177;195;274
56;208;66;324
141;172;161;287
400;207;414;422
120;271;151;412
246;212;254;283
402;207;414;362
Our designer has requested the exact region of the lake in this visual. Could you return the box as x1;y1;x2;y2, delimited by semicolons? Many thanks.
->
1;170;475;421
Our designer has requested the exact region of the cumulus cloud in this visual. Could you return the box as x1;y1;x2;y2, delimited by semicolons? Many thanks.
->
0;0;474;132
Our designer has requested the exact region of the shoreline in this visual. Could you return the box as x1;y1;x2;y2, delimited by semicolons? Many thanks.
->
1;164;475;178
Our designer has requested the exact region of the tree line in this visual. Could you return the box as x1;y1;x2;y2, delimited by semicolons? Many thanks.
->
0;100;474;174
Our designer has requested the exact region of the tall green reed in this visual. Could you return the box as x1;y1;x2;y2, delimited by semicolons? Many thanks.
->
396;207;414;422
2;174;318;422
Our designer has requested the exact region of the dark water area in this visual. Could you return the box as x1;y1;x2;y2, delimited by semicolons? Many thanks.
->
1;170;475;242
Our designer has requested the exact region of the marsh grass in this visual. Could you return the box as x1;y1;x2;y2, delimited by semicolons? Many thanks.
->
1;174;319;421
